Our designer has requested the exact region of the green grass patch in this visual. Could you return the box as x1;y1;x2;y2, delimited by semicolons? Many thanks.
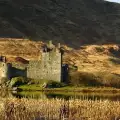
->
18;84;43;91
18;84;120;93
9;77;27;88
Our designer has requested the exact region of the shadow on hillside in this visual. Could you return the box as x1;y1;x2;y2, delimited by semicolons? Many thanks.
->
69;72;103;87
0;0;120;49
109;58;120;64
109;47;120;58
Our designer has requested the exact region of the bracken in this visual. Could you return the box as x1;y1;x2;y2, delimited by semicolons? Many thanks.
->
0;97;119;120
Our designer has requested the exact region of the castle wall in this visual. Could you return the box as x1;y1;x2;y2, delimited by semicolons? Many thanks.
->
27;50;62;82
0;62;27;81
0;63;7;78
0;62;10;84
0;43;63;83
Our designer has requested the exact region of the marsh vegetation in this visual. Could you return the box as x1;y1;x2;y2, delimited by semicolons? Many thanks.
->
0;97;120;120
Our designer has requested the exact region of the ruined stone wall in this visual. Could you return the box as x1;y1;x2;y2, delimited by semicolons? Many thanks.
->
27;50;62;82
0;47;62;82
0;63;7;78
0;62;27;81
0;62;10;83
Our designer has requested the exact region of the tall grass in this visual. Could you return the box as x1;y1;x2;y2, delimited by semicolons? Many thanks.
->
0;97;120;120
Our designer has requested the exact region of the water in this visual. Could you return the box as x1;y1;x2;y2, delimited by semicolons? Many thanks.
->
11;91;120;101
1;90;120;101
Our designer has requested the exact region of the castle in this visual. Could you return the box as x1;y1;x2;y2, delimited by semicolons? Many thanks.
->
0;41;68;84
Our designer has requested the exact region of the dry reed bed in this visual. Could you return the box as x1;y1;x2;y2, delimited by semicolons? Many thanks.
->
0;98;119;120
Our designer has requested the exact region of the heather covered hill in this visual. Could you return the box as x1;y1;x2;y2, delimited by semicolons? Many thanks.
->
0;0;120;47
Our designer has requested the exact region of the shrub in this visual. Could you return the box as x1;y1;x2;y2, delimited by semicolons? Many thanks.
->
69;71;120;88
69;71;102;87
95;47;105;52
9;77;26;88
69;65;78;72
46;80;65;88
97;72;120;88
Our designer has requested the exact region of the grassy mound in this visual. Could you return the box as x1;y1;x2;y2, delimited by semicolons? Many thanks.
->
69;71;120;88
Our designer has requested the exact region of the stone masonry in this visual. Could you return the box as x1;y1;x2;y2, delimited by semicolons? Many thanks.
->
27;41;63;82
0;41;68;83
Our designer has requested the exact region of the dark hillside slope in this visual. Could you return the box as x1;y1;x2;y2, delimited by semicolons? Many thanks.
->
0;0;120;47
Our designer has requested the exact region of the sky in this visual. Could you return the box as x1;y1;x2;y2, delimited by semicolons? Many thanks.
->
106;0;120;3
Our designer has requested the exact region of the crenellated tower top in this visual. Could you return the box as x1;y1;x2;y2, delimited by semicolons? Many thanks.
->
41;41;63;54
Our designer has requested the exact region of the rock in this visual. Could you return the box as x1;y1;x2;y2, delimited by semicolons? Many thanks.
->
12;87;22;91
12;87;18;91
42;83;47;88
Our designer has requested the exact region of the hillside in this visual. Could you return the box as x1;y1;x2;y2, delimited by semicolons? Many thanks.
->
0;0;120;47
0;39;119;76
0;0;120;81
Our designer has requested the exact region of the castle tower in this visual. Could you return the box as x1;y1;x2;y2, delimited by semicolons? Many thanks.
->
27;41;64;82
1;63;8;78
0;62;11;85
48;40;52;49
58;43;61;49
28;41;62;82
41;45;62;82
1;63;12;80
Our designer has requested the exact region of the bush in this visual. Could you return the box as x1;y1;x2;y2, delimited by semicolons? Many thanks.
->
69;72;102;87
46;80;65;88
69;71;120;88
9;77;26;88
95;47;105;52
97;72;120;88
69;65;78;72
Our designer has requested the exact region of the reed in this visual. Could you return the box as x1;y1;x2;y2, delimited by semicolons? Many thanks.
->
0;97;120;120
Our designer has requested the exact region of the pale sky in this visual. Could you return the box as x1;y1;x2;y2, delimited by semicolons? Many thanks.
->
106;0;120;3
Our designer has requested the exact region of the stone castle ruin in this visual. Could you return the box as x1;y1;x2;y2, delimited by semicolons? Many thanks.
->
0;41;68;83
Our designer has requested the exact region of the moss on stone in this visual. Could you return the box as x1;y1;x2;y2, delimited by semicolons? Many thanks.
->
9;77;26;88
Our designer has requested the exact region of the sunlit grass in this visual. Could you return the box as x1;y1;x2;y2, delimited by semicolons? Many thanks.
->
0;97;120;120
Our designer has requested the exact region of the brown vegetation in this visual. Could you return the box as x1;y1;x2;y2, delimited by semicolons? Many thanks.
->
0;98;120;120
0;39;120;87
0;39;44;61
69;71;120;88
